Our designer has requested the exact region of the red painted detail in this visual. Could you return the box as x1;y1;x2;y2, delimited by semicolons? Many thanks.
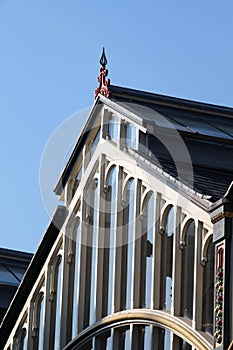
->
95;48;111;99
214;244;224;346
217;247;224;269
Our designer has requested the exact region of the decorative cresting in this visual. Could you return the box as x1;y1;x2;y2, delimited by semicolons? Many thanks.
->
214;244;224;346
94;48;111;99
211;211;233;224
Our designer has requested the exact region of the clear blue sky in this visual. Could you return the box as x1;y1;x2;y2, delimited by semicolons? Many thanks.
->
1;1;233;253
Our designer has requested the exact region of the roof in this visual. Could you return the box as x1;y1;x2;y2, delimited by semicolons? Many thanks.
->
0;248;33;262
54;85;233;204
154;157;233;203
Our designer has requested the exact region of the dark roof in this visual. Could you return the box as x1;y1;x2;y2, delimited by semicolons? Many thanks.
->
0;206;67;348
110;85;233;118
0;248;33;262
0;248;33;324
55;85;233;203
156;157;233;203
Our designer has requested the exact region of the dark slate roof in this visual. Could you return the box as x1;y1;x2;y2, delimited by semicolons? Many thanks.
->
55;85;233;202
156;157;233;203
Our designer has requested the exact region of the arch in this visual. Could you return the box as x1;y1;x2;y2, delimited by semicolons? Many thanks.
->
201;232;213;265
106;165;117;187
122;175;135;202
160;204;174;232
140;189;154;215
180;217;195;248
64;309;212;350
32;291;44;331
104;163;117;186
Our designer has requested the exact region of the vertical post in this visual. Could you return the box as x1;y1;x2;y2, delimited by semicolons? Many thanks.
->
210;193;233;349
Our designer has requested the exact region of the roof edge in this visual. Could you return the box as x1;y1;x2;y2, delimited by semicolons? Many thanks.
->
110;85;233;118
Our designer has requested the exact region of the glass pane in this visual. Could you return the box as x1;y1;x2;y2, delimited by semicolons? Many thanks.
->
162;207;174;311
38;295;44;350
109;114;119;142
90;128;100;158
125;180;135;309
54;260;62;350
72;223;81;338
89;180;99;324
20;329;27;350
171;114;231;139
106;167;117;315
144;325;152;349
181;221;195;319
124;327;131;349
126;124;137;150
140;194;154;309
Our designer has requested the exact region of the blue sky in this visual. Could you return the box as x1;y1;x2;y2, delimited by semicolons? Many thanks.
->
1;1;233;253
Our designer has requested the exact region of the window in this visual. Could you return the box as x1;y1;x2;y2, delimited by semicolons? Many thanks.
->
202;239;214;334
122;179;135;310
72;165;82;196
105;166;117;315
161;206;174;311
78;181;99;330
52;258;62;350
37;294;45;350
108;114;119;142
181;220;195;319
126;124;137;150
140;193;154;308
20;329;27;350
72;222;81;338
89;179;99;324
90;128;100;159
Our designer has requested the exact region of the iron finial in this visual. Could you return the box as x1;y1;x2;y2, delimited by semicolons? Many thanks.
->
94;48;111;99
100;47;107;66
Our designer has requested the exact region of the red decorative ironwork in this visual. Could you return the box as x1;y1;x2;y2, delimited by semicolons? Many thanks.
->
94;48;111;99
214;244;224;346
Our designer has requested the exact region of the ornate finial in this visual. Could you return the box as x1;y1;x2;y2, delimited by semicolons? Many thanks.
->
100;47;107;66
95;47;111;99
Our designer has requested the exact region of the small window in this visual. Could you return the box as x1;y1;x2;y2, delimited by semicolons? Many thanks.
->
139;131;148;154
72;165;82;196
181;220;195;319
18;328;27;350
50;258;63;350
126;124;137;150
37;295;45;350
108;114;119;142
90;128;100;159
72;222;81;338
140;193;154;308
161;206;174;311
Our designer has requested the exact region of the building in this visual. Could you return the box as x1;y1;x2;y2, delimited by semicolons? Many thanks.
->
0;248;32;323
0;49;233;349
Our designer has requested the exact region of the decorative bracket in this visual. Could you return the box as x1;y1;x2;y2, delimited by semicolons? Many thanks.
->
94;48;111;99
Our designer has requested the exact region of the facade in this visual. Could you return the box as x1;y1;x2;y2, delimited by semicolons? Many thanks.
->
0;50;233;350
0;248;32;323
